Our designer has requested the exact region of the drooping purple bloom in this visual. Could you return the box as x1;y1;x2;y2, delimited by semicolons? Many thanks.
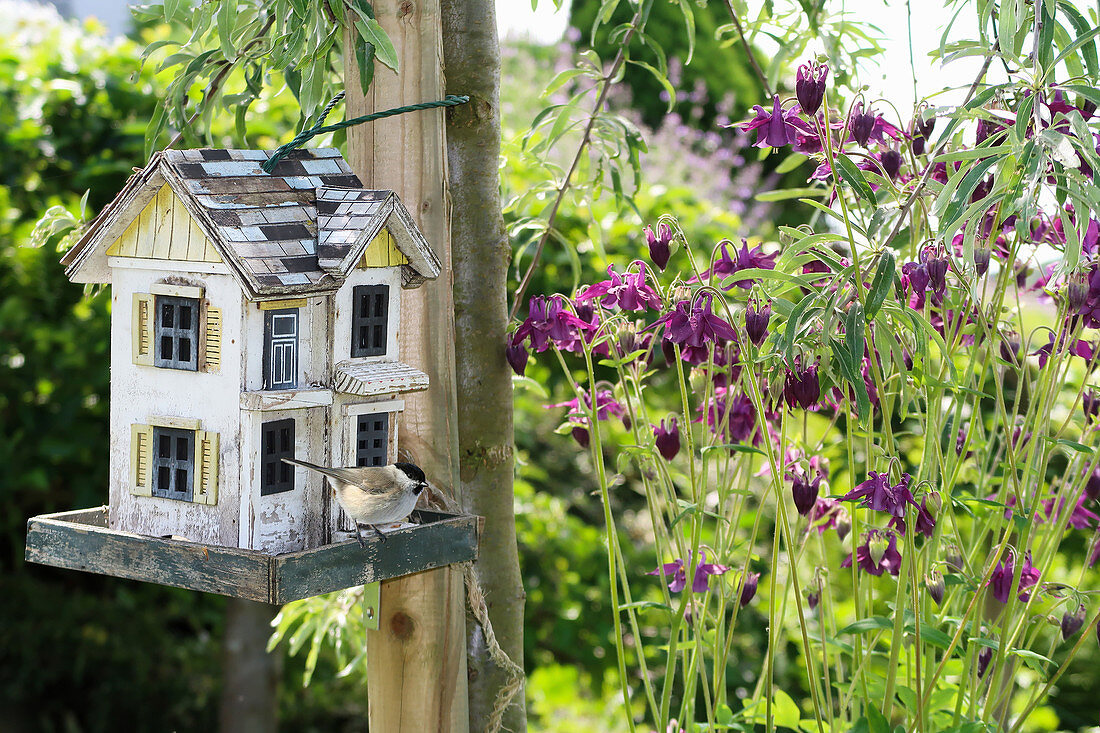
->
571;426;590;448
647;550;730;594
879;149;903;180
783;361;820;409
1042;495;1100;529
1033;332;1096;368
653;418;681;461
739;94;803;148
576;262;662;312
912;498;937;538
848;102;902;147
1086;466;1100;502
791;471;822;516
1062;604;1087;640
795;60;829;116
739;571;761;607
842;530;902;576
841;471;914;519
989;551;1041;603
698;388;758;444
646;222;673;270
649;293;738;348
745;302;772;346
695;239;778;290
1078;265;1100;328
505;335;529;376
550;389;626;425
513;295;591;353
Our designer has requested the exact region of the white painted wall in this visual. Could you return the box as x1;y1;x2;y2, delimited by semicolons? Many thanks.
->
333;267;402;363
108;263;244;546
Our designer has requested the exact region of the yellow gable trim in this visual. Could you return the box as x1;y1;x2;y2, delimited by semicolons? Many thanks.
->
105;184;223;264
358;228;409;269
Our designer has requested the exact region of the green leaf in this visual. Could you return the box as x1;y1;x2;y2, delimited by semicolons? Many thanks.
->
355;18;399;72
755;187;826;202
866;704;891;733
833;153;877;205
355;39;376;95
772;688;802;730
865;250;896;319
839;616;893;634
1011;648;1053;673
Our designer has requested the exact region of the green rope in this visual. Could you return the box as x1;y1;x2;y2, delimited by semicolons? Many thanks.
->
262;92;470;173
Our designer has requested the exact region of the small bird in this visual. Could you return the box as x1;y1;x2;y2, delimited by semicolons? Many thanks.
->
282;458;428;547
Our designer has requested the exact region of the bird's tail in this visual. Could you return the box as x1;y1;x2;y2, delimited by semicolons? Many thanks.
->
282;457;362;484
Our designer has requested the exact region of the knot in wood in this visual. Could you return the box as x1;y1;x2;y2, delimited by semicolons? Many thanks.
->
389;610;415;640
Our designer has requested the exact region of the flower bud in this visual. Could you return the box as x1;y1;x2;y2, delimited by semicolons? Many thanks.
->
1083;389;1100;425
1066;275;1089;313
795;60;829;116
977;647;993;678
571;426;590;448
617;322;638;356
1000;337;1020;364
646;222;673;270
653;418;681;461
1061;604;1087;640
661;337;677;366
1086;466;1100;502
836;513;851;542
973;247;991;277
912;116;935;155
506;339;529;377
850;104;876;147
924;252;949;294
945;546;965;573
740;571;761;608
926;490;943;517
745;302;772;346
791;472;821;516
807;589;820;610
926;570;946;605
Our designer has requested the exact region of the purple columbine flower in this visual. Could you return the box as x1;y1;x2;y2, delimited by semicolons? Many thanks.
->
576;262;662;312
848;101;902;147
550;389;625;425
739;571;761;607
841;471;914;520
646;222;673;270
790;470;822;516
795;60;829;116
842;530;902;576
1042;495;1100;529
1062;604;1087;640
513;294;591;353
1079;265;1100;328
695;239;778;290
648;293;738;348
505;335;529;376
745;302;772;346
739;94;803;148
698;387;757;444
879;149;904;179
989;551;1041;604
647;550;730;593
653;418;681;461
783;361;820;410
571;426;590;448
808;497;847;536
1033;333;1096;368
1086;466;1100;502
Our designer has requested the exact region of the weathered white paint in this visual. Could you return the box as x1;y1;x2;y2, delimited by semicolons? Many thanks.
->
332;267;403;364
109;264;244;546
239;388;335;412
242;407;328;553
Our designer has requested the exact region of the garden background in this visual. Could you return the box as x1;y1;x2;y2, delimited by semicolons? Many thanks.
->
2;0;1099;731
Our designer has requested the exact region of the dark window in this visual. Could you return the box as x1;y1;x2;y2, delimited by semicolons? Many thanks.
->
263;309;299;390
355;412;388;467
351;285;389;357
261;419;295;495
154;295;200;370
152;427;194;502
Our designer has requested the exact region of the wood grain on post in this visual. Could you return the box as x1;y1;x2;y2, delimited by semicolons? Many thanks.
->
343;1;469;731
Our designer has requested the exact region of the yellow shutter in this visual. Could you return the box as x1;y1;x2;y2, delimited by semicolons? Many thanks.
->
130;424;153;496
193;430;219;505
204;306;222;372
132;293;154;366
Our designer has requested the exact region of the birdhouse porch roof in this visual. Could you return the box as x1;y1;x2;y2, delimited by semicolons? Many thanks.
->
62;148;441;300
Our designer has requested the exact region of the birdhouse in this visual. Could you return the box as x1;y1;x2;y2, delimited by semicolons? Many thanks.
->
25;149;478;602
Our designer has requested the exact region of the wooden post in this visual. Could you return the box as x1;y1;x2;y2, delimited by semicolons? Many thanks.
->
343;2;469;731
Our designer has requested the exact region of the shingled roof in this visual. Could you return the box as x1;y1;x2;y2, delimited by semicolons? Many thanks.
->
62;149;441;299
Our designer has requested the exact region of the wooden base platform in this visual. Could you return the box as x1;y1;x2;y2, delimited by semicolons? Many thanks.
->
26;506;479;603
